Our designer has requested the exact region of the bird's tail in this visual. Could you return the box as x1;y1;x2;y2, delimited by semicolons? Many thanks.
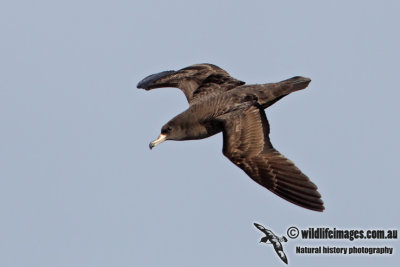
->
254;76;311;108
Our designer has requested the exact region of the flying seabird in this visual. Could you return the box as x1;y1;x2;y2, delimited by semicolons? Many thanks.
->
254;222;288;264
137;63;324;212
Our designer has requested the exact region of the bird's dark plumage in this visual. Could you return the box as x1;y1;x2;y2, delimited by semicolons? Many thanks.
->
137;63;324;212
254;223;288;264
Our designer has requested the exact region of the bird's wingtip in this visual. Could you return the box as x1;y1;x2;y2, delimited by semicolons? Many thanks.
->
136;70;176;90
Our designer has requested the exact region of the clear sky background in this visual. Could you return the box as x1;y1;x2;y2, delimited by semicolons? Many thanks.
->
1;0;399;266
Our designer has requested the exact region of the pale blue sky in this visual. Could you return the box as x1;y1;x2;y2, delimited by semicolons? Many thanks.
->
0;0;399;266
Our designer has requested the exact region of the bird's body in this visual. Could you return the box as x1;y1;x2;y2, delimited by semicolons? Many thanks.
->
137;63;324;212
254;223;288;264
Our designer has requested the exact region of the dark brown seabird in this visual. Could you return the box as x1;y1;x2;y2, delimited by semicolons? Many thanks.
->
137;63;324;212
254;223;288;264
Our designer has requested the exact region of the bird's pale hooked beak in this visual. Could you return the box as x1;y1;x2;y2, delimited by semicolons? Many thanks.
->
149;134;167;150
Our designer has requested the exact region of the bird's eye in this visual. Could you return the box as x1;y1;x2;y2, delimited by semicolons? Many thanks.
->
162;126;172;134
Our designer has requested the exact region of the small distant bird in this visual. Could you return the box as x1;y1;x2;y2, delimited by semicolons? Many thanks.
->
254;223;288;264
137;63;324;211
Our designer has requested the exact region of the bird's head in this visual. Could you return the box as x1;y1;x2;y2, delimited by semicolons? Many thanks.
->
137;63;244;93
149;120;187;150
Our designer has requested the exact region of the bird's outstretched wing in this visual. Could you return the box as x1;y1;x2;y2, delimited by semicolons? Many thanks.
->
219;105;324;211
254;223;269;234
137;64;245;105
274;247;288;264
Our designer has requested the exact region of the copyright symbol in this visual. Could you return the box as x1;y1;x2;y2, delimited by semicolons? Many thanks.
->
287;226;299;239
